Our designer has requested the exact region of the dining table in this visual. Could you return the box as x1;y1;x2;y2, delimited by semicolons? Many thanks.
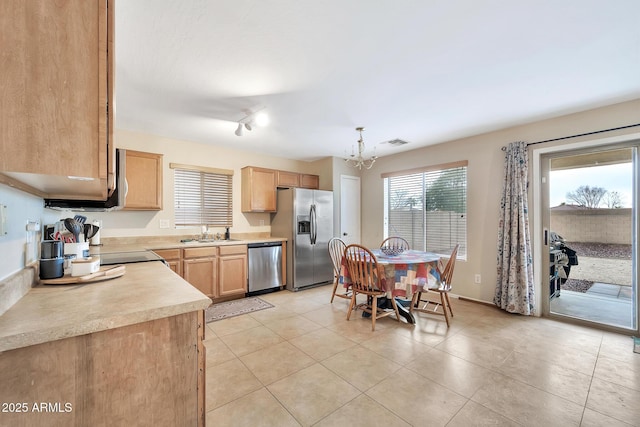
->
340;249;441;300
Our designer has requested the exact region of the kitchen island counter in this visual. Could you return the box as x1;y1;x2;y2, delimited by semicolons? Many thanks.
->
0;261;210;426
0;261;211;353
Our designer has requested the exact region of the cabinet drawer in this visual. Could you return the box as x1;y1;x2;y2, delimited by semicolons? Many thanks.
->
184;247;217;258
218;245;248;256
153;248;181;260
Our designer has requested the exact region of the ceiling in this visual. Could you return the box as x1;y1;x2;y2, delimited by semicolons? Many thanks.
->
114;1;640;162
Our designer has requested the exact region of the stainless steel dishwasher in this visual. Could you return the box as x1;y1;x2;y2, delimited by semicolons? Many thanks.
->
247;242;283;295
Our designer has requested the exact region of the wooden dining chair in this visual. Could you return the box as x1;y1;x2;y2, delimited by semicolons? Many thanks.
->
328;237;349;303
343;244;400;331
380;236;410;251
410;245;459;327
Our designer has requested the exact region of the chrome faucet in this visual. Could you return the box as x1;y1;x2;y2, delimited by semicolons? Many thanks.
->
200;225;210;241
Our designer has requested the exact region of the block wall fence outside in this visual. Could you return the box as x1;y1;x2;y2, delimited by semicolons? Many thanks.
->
550;208;631;244
388;210;466;255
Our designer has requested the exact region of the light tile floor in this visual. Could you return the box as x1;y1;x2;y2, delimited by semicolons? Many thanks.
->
204;285;640;426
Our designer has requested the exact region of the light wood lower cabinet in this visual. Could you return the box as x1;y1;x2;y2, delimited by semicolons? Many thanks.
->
183;247;218;298
218;245;248;297
0;311;205;426
153;248;182;276
156;245;249;300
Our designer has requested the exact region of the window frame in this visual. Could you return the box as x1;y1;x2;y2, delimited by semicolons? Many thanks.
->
382;160;467;259
170;163;234;228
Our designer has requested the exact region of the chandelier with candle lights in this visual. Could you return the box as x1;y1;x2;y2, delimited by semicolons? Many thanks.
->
345;127;377;169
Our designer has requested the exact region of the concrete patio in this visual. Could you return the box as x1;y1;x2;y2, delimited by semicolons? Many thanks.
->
550;256;634;329
551;278;634;330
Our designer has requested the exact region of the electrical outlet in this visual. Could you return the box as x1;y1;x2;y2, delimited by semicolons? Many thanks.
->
26;220;40;232
474;274;481;284
259;219;265;226
159;219;170;229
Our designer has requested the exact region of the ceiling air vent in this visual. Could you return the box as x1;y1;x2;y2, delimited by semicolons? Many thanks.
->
385;138;409;146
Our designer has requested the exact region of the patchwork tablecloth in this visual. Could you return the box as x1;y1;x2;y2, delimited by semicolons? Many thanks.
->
341;249;441;299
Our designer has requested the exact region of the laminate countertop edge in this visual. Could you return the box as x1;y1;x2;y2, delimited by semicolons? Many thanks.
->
94;236;287;254
0;262;211;353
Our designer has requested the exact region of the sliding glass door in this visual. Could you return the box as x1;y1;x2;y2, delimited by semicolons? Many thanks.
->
541;144;638;333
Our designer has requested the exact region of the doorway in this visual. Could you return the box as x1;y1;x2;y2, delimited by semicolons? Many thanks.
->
540;145;637;333
340;175;361;245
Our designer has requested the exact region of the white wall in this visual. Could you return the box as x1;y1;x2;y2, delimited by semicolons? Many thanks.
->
0;129;333;280
0;185;59;280
360;98;640;305
92;129;326;239
2;99;639;291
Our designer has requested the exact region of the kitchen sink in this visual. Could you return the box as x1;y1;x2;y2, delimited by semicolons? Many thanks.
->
180;238;241;244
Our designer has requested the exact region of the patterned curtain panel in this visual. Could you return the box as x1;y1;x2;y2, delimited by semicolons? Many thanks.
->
494;141;535;315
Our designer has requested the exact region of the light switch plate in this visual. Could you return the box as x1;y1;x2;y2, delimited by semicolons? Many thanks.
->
0;205;6;236
159;219;170;229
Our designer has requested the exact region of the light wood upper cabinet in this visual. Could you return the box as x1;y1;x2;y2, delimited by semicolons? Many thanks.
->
277;171;319;190
243;166;319;212
124;150;163;210
241;167;277;212
0;0;115;200
300;174;319;189
277;170;300;188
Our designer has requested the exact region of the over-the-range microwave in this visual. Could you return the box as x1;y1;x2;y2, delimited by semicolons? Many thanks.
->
44;149;127;212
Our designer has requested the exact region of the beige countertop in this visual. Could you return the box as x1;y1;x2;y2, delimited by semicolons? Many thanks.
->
0;262;211;353
93;236;287;254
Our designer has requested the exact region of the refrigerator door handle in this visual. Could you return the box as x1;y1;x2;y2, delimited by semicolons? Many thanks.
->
314;204;318;244
311;204;317;245
309;204;315;245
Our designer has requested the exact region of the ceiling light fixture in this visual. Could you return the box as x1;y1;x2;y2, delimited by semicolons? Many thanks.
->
345;127;377;170
254;112;269;127
233;108;268;136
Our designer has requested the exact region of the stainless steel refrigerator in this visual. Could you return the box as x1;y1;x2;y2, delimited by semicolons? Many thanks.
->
271;188;334;291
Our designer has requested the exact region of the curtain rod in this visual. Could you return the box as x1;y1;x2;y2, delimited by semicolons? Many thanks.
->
500;123;640;151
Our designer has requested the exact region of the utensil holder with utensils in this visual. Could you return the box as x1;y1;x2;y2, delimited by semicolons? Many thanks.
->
64;242;90;259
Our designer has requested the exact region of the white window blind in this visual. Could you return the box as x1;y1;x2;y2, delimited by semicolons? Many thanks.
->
173;166;233;227
384;162;467;258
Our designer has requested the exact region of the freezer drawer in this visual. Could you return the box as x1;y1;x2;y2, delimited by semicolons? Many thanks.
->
247;242;283;294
